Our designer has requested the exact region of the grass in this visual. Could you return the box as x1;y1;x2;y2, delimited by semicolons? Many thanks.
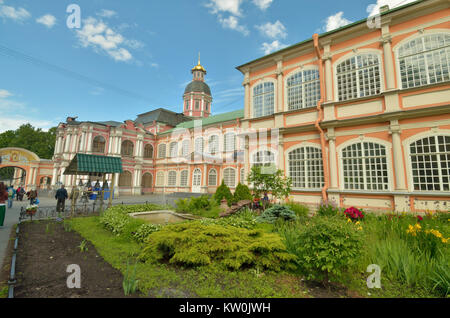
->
67;216;311;298
0;286;8;298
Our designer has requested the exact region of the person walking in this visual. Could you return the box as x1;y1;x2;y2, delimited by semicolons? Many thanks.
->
7;186;16;209
16;186;21;201
0;183;9;227
55;185;68;213
28;188;38;205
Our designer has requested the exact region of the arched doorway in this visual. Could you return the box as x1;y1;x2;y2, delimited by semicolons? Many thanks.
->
192;168;202;193
141;173;153;194
0;166;26;187
119;170;132;195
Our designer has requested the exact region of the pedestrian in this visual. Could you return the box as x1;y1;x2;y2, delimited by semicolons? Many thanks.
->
7;186;16;209
18;187;25;201
55;184;68;213
0;183;9;227
28;188;38;205
16;186;21;201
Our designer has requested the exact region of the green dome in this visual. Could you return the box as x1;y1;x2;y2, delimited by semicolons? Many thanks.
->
184;81;211;96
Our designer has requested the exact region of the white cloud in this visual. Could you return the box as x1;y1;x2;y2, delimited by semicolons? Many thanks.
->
205;0;244;17
256;20;287;39
36;14;56;28
367;0;416;17
218;15;249;36
0;89;12;99
0;3;31;22
261;40;288;55
97;9;117;18
324;12;352;32
0;117;54;133
252;0;273;11
75;17;136;62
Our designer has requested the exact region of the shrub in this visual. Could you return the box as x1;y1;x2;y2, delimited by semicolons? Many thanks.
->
233;183;253;203
133;223;163;243
201;209;258;229
175;196;221;218
283;216;363;285
214;181;233;206
284;201;309;219
138;221;296;271
316;200;340;217
257;205;297;224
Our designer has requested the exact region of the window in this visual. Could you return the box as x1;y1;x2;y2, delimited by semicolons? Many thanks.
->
144;144;153;159
223;168;236;188
142;173;153;188
92;136;106;153
253;81;275;117
193;169;202;187
181;139;190;157
119;171;132;187
205;102;209;112
156;171;165;186
195;137;204;154
253;151;275;167
410;135;450;191
208;169;217;186
121;140;134;157
195;100;200;110
240;168;245;184
180;170;189;187
185;100;190;110
287;69;321;110
208;135;219;154
158;144;166;158
224;133;236;152
341;141;389;191
336;53;381;101
398;34;450;89
170;142;178;158
168;171;177;187
288;147;324;189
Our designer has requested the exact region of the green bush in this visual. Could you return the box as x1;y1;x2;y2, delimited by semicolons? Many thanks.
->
284;201;309;219
257;205;297;224
138;221;296;271
316;200;340;217
175;196;221;218
281;216;363;284
233;183;253;203
200;209;258;229
213;181;233;206
133;223;163;243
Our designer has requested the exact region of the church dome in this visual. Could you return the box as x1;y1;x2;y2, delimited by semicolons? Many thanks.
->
184;81;211;96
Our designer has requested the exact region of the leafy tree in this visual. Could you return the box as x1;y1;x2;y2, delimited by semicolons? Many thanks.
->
213;180;233;206
247;165;292;203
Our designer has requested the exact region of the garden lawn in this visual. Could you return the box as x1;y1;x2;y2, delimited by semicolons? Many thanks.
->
68;217;310;298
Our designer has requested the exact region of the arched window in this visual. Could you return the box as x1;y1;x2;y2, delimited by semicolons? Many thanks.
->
142;173;153;189
168;171;177;187
253;81;275;117
92;136;106;153
192;169;202;187
397;33;450;89
223;168;236;188
119;171;132;187
195;137;204;154
208;135;219;154
287;69;321;110
156;171;165;186
144;144;154;159
224;133;236;152
341;141;389;191
208;169;217;186
158;144;166;158
180;170;189;187
336;53;381;101
181;140;190;157
252;150;275;167
170;142;178;158
121;140;134;157
288;147;324;189
409;135;450;191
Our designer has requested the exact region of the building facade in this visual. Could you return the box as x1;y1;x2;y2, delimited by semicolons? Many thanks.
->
52;0;450;212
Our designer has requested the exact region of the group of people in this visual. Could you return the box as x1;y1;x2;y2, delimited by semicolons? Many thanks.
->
0;183;40;227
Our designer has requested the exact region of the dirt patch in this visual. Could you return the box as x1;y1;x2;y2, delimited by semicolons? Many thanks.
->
14;220;137;298
302;280;363;298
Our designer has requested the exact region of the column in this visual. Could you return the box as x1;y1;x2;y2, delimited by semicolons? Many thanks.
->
51;166;58;186
64;133;71;153
277;136;285;173
327;128;338;189
108;134;114;154
275;58;283;113
80;130;86;152
322;40;333;102
390;121;406;190
86;130;93;154
243;69;250;118
114;172;120;196
244;136;250;185
203;164;207;193
381;35;396;90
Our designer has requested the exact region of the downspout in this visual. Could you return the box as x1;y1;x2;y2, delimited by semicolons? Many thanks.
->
313;34;330;202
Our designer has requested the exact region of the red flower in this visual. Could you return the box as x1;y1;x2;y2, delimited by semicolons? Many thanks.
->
417;215;423;222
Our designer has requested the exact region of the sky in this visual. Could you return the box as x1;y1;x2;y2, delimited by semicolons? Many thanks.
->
0;0;417;132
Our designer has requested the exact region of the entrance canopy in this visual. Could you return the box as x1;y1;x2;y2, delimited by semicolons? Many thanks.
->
64;154;123;176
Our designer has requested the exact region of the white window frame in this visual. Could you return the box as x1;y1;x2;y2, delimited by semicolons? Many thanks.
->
208;169;217;186
192;168;202;187
334;49;385;102
169;141;178;158
158;143;166;159
208;134;219;154
180;170;189;187
284;66;321;111
251;150;276;167
168;170;177;187
337;137;393;192
195;137;204;154
181;139;190;157
250;78;276;118
224;132;236;153
285;143;324;190
223;167;237;188
156;171;165;187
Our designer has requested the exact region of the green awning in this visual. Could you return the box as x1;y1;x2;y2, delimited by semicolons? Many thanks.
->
64;153;123;176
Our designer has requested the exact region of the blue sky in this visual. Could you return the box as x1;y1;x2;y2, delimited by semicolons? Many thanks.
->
0;0;415;132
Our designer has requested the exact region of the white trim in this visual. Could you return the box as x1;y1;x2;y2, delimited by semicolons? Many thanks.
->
158;143;167;159
168;170;177;187
208;168;218;186
223;167;237;188
284;65;320;112
180;169;189;187
250;77;277;119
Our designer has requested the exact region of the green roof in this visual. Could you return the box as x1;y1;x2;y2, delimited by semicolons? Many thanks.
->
64;154;123;176
161;109;244;135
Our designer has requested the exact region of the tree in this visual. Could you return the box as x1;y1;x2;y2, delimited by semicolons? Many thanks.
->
213;180;233;206
233;183;252;203
247;165;292;203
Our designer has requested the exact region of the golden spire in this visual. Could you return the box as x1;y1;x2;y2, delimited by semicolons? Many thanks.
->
192;52;206;73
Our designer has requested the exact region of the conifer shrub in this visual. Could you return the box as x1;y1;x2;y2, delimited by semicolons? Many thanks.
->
213;181;233;206
175;196;221;218
257;205;297;224
233;183;253;203
138;221;296;271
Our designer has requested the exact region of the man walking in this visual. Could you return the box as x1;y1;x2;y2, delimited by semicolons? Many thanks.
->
55;185;68;213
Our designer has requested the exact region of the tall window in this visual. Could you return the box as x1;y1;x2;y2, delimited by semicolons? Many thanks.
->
288;147;324;189
193;169;202;187
158;144;166;158
410;135;450;191
224;133;236;152
185;100;190;110
195;137;204;154
336;53;381;101
208;135;219;154
142;173;153;189
240;168;245;184
181;139;190;157
168;171;177;187
223;168;236;188
253;82;275;117
180;170;189;187
287;69;321;110
156;171;165;186
195;100;200;110
341;141;389;191
119;171;132;187
121;140;134;157
144;144;153;159
92;136;106;153
253;151;275;167
398;34;450;89
170;142;178;158
208;169;217;186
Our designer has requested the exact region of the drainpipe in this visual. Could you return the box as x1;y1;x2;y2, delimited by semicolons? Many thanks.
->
313;34;330;202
